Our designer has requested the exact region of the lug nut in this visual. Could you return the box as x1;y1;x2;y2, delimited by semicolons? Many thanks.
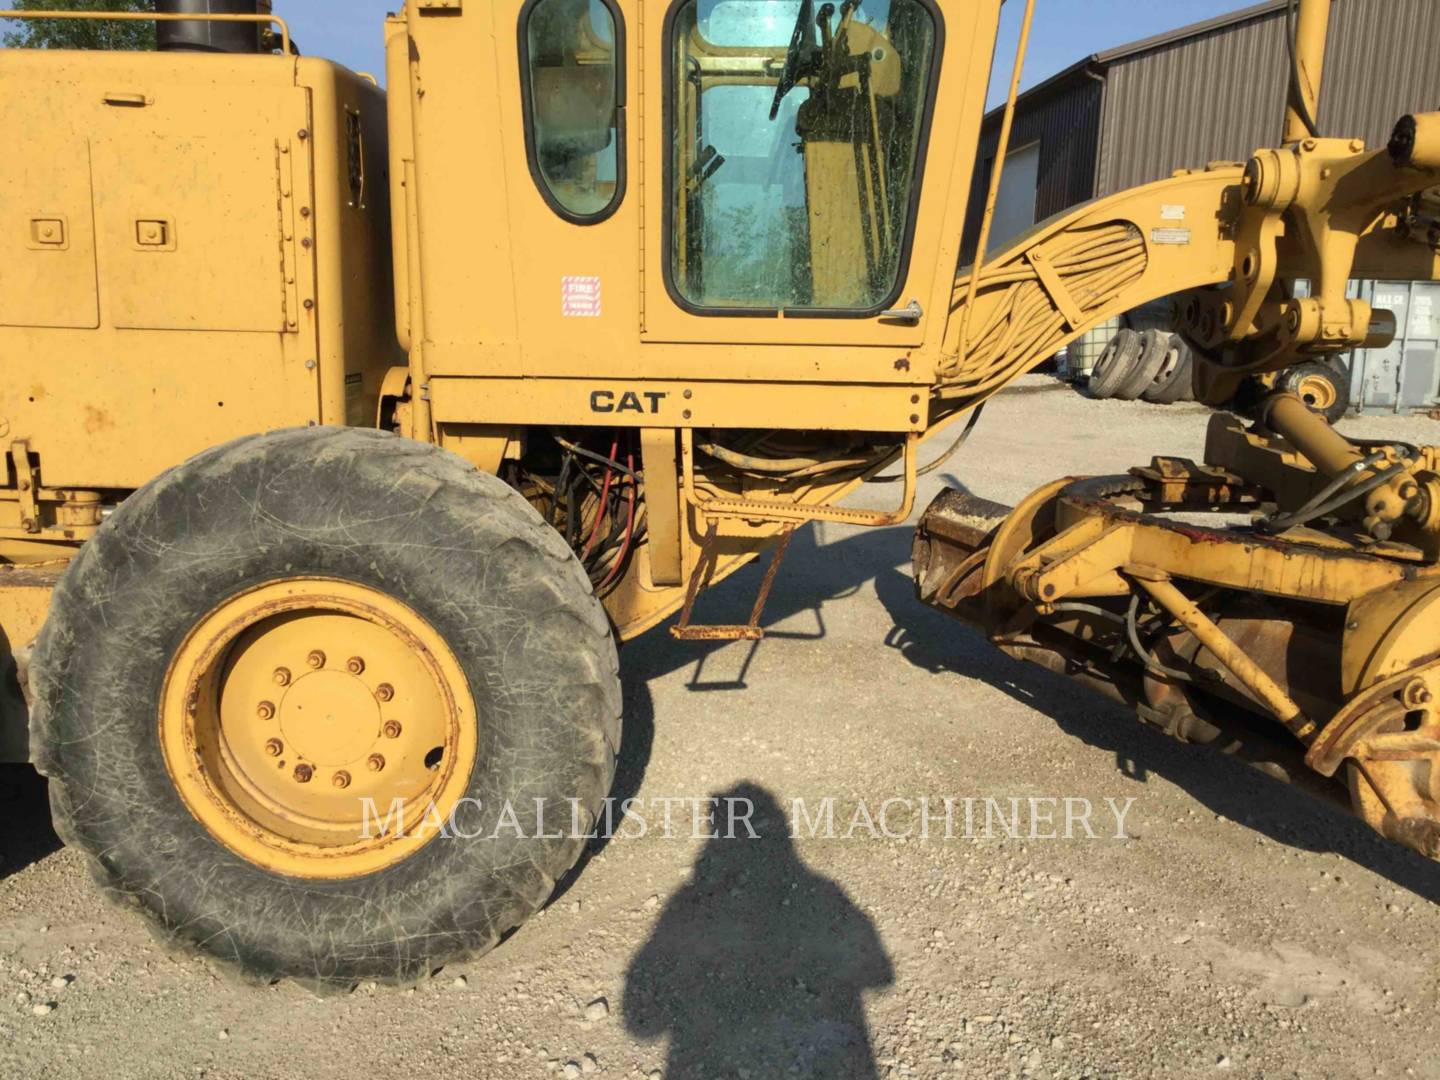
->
265;738;283;757
332;771;351;790
257;701;276;721
367;754;386;773
306;649;327;669
347;656;366;675
273;666;292;687
293;764;313;783
383;720;403;739
375;683;395;703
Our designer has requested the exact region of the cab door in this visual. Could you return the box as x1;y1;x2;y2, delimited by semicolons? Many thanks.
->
641;0;963;354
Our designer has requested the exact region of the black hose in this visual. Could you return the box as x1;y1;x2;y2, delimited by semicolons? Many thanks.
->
870;404;987;484
1125;594;1194;682
1350;435;1421;460
548;455;572;528
1258;460;1409;534
563;473;581;548
1258;450;1386;532
1047;601;1127;627
1042;599;1192;683
553;435;638;479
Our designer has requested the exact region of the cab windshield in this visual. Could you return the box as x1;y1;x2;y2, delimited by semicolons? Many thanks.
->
668;0;938;312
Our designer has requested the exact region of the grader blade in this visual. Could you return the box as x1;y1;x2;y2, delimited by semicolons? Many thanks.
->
916;393;1440;861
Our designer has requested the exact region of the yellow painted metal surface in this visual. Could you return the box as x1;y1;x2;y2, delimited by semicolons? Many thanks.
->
0;135;99;330
0;48;398;496
428;377;926;432
158;577;477;879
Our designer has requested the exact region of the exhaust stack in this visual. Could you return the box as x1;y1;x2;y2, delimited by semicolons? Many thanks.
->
155;0;267;55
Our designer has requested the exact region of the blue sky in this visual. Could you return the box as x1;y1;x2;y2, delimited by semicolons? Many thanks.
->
283;0;1259;105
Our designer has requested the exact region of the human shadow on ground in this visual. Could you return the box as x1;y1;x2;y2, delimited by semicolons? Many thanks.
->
0;765;60;883
870;562;1440;903
622;783;893;1079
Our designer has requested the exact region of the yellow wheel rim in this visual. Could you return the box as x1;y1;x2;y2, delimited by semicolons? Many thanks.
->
1296;372;1338;411
160;578;477;879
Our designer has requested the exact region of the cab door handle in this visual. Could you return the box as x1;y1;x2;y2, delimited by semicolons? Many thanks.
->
879;300;922;322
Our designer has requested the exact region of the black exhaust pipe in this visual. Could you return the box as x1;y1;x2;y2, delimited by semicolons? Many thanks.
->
155;0;267;55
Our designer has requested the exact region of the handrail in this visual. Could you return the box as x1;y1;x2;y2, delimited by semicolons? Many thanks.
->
954;0;1037;363
679;428;920;528
0;10;291;56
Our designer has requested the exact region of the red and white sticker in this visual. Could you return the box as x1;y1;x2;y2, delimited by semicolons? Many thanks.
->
562;275;602;318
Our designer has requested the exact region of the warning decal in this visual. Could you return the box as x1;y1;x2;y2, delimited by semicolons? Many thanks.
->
562;276;602;317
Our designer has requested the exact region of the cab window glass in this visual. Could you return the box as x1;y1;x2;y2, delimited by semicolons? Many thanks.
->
668;0;938;311
523;0;624;221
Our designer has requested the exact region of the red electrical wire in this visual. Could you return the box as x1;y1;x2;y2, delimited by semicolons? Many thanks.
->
598;447;637;592
580;435;619;563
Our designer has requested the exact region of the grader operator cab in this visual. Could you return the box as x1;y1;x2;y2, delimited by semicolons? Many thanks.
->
0;0;1437;987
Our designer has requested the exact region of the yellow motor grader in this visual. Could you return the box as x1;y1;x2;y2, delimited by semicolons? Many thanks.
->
0;0;1436;986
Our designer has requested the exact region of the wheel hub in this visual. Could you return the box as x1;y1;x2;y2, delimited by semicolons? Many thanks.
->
160;579;478;879
278;669;381;765
1296;372;1337;410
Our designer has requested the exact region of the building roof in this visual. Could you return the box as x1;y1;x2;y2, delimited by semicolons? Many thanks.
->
1092;0;1285;63
984;0;1287;123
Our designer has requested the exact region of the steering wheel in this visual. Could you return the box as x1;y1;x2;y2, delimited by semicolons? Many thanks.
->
768;0;818;121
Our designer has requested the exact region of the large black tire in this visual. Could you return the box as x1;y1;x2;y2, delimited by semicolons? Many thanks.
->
1142;335;1195;404
1115;328;1171;401
29;427;620;989
1280;361;1350;424
1086;329;1142;399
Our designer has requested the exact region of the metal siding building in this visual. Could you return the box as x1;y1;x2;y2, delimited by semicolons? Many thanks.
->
963;0;1440;258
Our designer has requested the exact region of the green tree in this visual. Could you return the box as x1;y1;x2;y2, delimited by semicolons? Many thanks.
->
2;0;156;52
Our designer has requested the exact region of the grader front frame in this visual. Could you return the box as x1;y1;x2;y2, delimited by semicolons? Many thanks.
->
0;0;1437;985
915;1;1440;861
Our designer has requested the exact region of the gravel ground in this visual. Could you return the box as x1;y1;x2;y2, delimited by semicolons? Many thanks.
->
3;377;1440;1079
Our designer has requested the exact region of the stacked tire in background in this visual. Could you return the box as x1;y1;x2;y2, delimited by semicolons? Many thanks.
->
1086;328;1195;404
1084;325;1353;420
